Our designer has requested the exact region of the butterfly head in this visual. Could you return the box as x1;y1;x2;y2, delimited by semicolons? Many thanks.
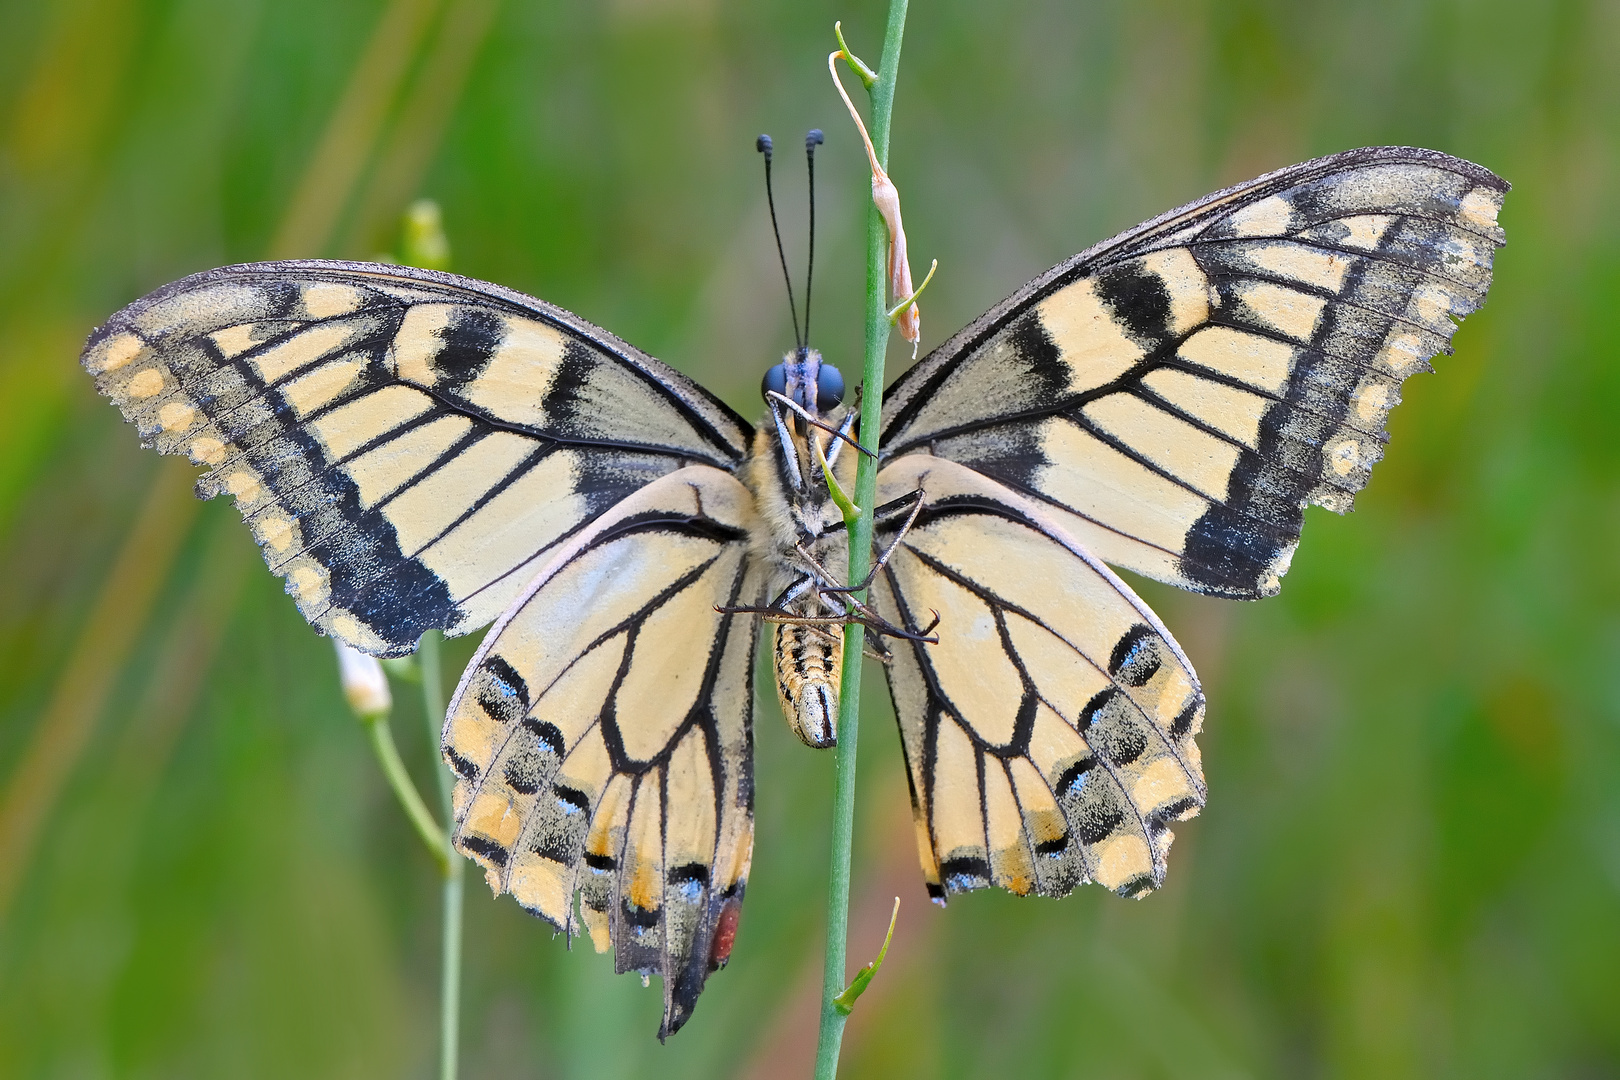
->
759;344;853;514
761;346;843;417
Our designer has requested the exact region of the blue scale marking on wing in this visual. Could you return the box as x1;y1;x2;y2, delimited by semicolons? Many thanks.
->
452;517;754;993
888;499;1202;782
895;544;1181;767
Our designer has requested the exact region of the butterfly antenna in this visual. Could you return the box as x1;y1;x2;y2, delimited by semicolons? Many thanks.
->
804;128;824;347
756;134;802;350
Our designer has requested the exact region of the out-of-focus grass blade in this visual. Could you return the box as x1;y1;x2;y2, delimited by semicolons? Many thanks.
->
0;455;198;916
0;0;457;922
270;0;446;260
343;0;503;257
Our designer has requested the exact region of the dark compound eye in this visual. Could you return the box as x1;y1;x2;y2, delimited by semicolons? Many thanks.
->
761;363;787;402
816;364;844;411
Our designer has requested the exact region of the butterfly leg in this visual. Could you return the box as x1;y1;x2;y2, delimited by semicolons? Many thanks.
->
820;409;861;472
788;490;922;602
724;586;929;642
719;533;938;645
862;628;894;664
818;486;926;596
715;574;818;618
805;586;940;645
857;605;940;643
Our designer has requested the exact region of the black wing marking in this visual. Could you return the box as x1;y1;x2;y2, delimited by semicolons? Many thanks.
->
441;466;758;1038
880;147;1507;598
872;455;1205;902
81;260;753;654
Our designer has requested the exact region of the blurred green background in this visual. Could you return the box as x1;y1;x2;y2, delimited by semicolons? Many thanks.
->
2;0;1617;1077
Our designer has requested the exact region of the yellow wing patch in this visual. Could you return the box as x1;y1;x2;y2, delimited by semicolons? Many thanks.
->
441;466;759;1039
873;455;1205;901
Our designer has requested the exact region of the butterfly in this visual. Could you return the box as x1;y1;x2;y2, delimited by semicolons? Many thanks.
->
81;145;1506;1036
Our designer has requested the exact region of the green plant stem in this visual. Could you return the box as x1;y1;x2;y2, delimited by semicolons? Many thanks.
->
814;4;908;1078
362;711;450;875
418;630;464;1080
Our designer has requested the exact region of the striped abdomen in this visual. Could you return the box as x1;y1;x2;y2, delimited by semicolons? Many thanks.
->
772;621;843;748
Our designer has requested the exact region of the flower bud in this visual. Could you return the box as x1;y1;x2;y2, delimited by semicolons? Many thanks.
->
334;641;392;720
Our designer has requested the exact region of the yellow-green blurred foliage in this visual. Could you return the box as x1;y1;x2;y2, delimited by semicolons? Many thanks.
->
2;1;1617;1077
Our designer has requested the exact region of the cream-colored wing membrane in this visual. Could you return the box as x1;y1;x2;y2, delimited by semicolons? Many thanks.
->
872;455;1205;902
82;260;752;656
441;465;759;1039
881;147;1507;599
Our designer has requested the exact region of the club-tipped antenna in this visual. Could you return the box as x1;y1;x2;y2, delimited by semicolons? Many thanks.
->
804;128;824;347
756;134;802;351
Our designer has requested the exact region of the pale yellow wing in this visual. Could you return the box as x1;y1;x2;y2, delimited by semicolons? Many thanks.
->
82;260;752;656
880;147;1507;598
872;455;1205;901
441;465;759;1038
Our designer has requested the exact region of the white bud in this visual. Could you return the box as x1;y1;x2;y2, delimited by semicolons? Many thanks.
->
335;641;392;719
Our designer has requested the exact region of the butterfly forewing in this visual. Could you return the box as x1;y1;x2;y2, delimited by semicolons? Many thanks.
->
81;260;751;656
873;455;1206;902
441;465;759;1038
879;147;1507;599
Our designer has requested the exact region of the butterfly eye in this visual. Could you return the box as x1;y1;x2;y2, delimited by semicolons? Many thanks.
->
761;363;787;403
816;364;844;411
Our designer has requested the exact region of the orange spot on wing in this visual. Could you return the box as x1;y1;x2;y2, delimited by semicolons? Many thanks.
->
709;898;741;970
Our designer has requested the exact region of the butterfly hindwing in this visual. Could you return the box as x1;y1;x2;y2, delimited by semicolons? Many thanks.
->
441;465;759;1038
81;260;752;656
873;455;1206;902
880;147;1507;599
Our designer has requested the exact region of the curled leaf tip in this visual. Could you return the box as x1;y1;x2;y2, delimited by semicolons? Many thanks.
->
833;897;900;1016
832;21;877;87
814;440;860;527
888;257;938;324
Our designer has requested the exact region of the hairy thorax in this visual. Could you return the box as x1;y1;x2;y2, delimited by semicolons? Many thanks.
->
739;405;856;748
